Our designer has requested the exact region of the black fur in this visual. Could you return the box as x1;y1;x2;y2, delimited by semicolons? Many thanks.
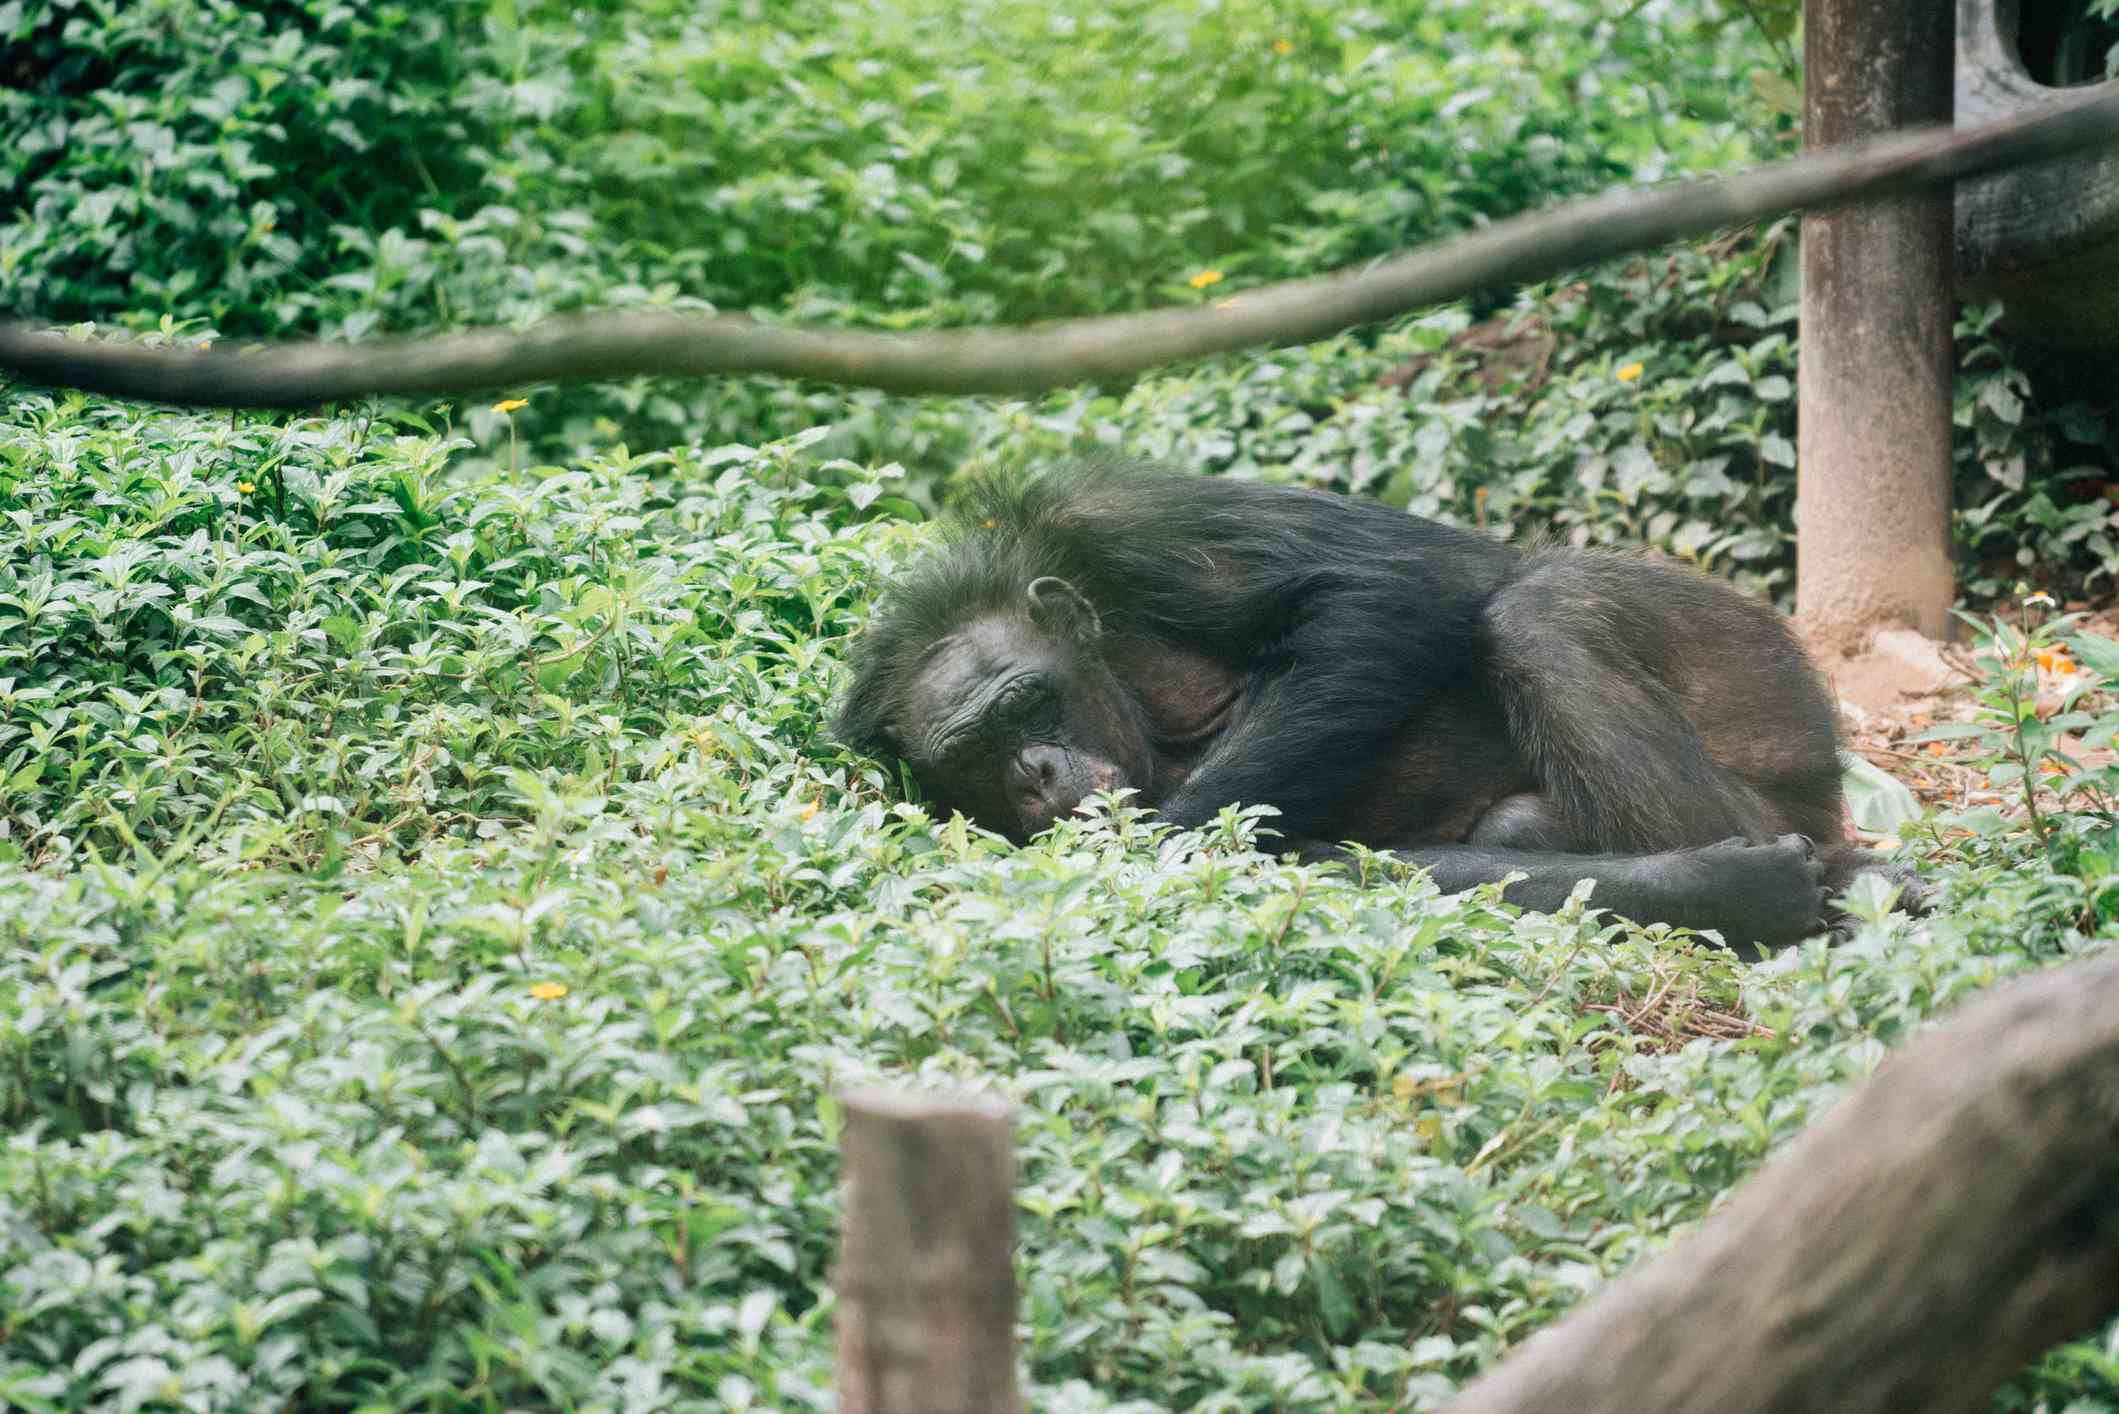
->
838;464;1506;819
836;461;1920;951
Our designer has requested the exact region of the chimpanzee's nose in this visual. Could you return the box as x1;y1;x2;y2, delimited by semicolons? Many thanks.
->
1014;745;1080;829
1015;745;1064;796
1011;746;1123;837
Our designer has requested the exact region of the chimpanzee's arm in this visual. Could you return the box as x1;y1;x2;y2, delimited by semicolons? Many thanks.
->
1153;577;1479;834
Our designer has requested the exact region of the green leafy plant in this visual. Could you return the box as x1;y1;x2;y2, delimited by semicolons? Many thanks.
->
0;402;2109;1411
7;3;2119;1409
1909;593;2119;936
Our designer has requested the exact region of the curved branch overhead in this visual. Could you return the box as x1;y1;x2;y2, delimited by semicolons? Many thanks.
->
6;90;2119;409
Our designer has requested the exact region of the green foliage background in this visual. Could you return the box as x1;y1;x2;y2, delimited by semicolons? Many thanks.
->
4;0;2119;1409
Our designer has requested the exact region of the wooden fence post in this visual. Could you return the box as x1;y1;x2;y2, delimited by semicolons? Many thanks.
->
1795;0;1957;652
837;1088;1019;1414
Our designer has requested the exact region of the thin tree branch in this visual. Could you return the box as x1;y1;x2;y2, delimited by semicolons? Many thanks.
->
6;88;2119;409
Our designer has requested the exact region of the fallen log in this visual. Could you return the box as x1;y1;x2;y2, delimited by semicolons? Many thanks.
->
1441;951;2119;1414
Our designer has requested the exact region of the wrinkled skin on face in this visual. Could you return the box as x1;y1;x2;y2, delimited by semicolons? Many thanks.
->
898;578;1157;842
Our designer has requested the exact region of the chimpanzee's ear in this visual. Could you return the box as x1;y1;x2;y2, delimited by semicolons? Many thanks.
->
1026;576;1102;642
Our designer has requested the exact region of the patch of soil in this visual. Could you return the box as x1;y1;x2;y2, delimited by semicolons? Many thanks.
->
1814;612;2119;828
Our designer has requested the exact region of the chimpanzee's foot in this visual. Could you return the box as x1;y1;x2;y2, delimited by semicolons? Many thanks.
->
1284;832;1836;954
1671;833;1829;952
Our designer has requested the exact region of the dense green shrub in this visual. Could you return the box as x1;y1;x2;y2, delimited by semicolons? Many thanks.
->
0;0;478;336
1;0;1768;334
0;0;1789;468
0;412;2115;1411
8;3;2119;1406
0;416;2078;1407
0;396;897;865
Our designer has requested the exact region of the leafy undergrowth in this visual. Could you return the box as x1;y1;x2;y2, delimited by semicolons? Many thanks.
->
4;401;2118;1411
0;0;1782;476
10;0;2114;603
9;0;2119;1405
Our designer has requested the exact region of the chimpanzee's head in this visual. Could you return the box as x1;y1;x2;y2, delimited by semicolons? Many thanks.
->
835;522;1155;843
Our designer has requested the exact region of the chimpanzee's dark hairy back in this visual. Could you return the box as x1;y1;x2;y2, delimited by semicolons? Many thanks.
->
833;460;1516;758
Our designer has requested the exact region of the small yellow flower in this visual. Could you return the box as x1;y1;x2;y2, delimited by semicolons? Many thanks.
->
530;981;569;1001
981;518;999;530
1273;38;1293;54
236;481;255;494
491;398;530;415
800;800;819;821
1615;361;1645;383
2023;590;2058;610
2036;647;2077;676
1188;269;1225;290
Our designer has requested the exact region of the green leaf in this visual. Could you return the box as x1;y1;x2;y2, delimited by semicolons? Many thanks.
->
1979;380;2026;426
2068;630;2119;685
1310;1254;1359;1338
1841;751;1921;834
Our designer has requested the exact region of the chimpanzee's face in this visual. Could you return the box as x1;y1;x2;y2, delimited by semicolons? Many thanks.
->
897;578;1153;842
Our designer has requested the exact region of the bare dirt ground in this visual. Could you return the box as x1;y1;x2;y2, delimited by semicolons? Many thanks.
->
1818;628;1986;824
1811;607;2119;834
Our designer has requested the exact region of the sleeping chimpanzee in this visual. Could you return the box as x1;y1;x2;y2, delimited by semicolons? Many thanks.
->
834;462;1917;951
